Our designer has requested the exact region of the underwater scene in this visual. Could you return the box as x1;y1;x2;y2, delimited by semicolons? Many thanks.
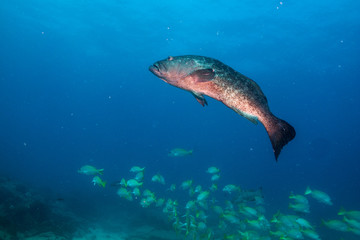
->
0;0;359;239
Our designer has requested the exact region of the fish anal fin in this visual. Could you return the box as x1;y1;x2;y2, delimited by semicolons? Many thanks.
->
191;91;208;107
189;69;215;82
232;108;258;124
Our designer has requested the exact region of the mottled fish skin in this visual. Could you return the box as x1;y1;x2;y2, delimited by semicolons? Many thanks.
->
149;55;295;161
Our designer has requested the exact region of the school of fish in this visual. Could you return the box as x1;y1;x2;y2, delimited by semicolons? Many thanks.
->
78;162;360;239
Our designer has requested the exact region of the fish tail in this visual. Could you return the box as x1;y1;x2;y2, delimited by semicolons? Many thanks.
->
305;186;312;195
264;115;296;161
289;192;294;199
338;207;346;215
98;169;104;175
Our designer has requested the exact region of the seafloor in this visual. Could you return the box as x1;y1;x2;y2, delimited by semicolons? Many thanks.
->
0;177;181;240
1;173;359;240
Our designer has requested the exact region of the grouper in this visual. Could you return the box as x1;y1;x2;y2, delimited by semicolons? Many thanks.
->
149;55;295;161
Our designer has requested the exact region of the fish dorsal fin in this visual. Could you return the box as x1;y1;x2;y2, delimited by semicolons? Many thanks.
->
189;69;215;82
231;108;258;125
191;91;208;107
249;79;267;103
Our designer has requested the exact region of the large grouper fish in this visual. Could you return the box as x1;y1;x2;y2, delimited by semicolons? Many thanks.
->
149;55;295;161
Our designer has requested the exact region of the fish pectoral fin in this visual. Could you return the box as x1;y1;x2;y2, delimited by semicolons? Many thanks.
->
191;91;208;107
231;108;258;125
189;69;215;82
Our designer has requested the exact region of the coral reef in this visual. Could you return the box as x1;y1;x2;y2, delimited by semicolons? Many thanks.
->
0;177;82;239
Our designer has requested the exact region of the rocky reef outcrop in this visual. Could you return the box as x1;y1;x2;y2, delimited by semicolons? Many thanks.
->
0;177;83;239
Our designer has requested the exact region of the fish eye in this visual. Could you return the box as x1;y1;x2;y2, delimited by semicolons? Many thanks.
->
168;56;174;61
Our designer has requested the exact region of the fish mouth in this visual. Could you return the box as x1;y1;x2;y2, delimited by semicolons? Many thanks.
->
149;63;160;74
149;63;169;82
149;61;169;75
149;63;160;76
149;61;175;83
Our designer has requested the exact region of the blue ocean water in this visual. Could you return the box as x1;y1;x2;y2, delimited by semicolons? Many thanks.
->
0;0;359;239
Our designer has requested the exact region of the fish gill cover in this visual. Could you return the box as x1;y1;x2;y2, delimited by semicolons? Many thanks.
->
0;0;359;239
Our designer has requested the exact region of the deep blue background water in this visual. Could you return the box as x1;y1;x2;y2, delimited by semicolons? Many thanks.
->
1;0;359;238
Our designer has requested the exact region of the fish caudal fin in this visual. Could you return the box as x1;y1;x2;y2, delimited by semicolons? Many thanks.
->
98;169;104;175
338;207;346;216
265;115;296;161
